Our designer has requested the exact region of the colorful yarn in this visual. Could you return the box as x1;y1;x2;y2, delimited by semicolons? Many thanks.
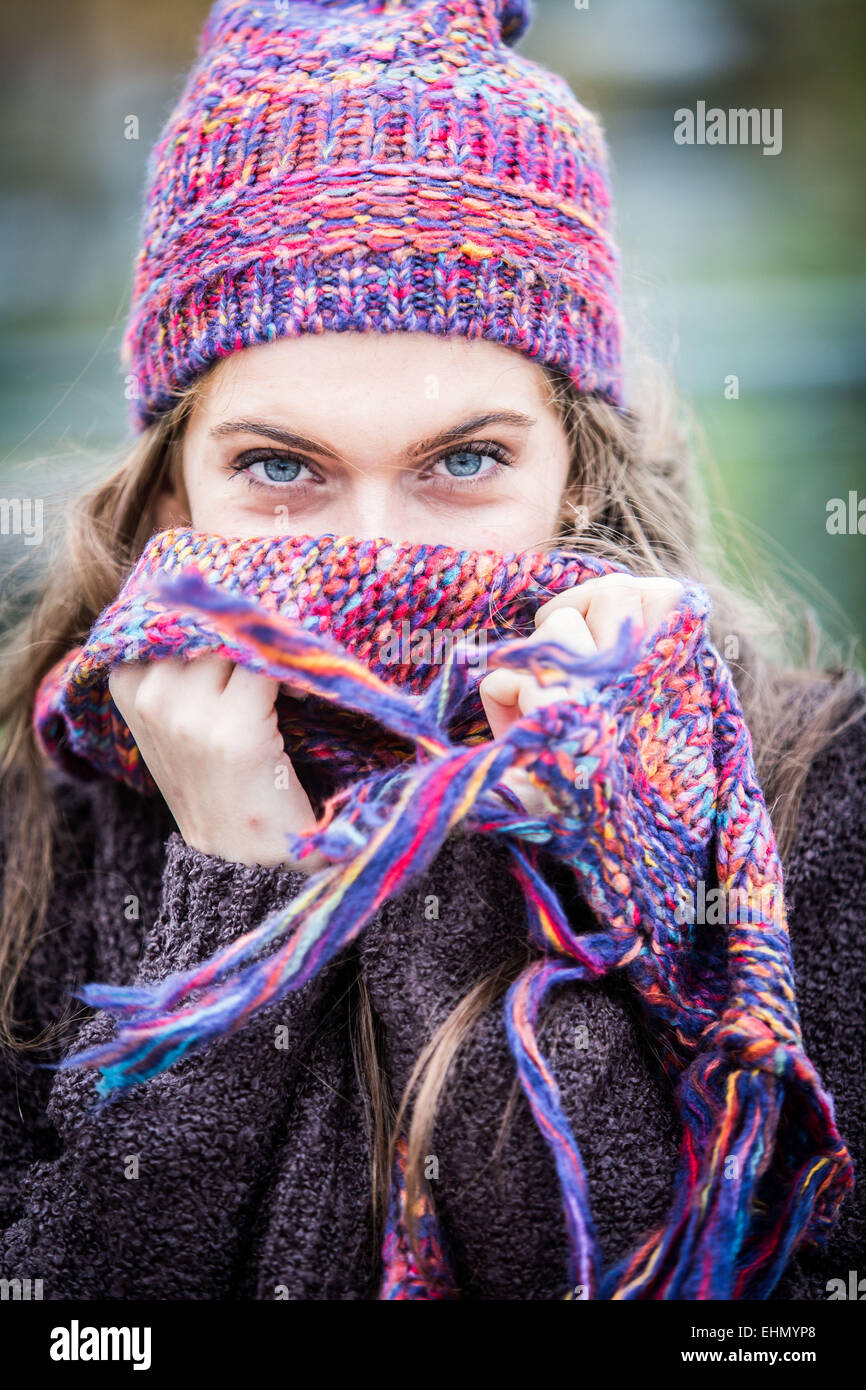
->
33;527;854;1300
120;0;622;432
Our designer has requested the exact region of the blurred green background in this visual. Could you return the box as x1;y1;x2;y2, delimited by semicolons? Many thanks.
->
0;0;863;643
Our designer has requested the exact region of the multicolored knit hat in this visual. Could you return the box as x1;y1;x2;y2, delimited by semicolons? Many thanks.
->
33;529;854;1299
120;0;623;432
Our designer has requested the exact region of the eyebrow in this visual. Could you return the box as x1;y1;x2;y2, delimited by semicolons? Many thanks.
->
207;411;536;461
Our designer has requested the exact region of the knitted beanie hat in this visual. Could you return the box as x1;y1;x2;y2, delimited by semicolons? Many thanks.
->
120;0;623;433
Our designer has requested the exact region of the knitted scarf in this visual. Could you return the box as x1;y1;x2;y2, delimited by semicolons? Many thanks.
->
33;526;853;1300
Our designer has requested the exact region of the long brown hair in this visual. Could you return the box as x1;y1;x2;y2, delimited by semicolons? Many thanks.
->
1;361;862;1284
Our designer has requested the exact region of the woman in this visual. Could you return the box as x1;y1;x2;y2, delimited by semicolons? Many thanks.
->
0;0;863;1300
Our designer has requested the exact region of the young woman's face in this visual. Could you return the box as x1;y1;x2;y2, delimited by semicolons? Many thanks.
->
158;331;572;551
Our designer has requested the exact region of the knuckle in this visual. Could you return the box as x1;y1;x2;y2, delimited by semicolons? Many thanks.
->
132;677;163;722
640;577;684;598
591;573;638;589
587;591;632;619
534;585;584;624
642;580;686;616
540;606;582;630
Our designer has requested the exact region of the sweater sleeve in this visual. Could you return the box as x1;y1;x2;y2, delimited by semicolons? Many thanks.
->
0;821;347;1299
768;693;866;1299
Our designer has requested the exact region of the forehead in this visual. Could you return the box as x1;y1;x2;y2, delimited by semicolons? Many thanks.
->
190;331;552;424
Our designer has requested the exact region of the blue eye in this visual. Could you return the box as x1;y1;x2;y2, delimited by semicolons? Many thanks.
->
429;442;511;487
443;450;485;477
229;451;311;489
259;456;302;482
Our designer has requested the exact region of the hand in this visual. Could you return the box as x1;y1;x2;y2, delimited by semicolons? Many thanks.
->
108;653;329;872
479;574;685;817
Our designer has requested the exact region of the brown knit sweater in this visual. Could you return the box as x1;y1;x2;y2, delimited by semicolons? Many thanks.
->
1;694;865;1300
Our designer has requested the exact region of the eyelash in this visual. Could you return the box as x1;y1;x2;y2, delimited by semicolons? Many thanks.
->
227;441;513;495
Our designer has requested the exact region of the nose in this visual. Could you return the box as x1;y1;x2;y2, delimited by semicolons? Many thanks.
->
333;477;406;542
